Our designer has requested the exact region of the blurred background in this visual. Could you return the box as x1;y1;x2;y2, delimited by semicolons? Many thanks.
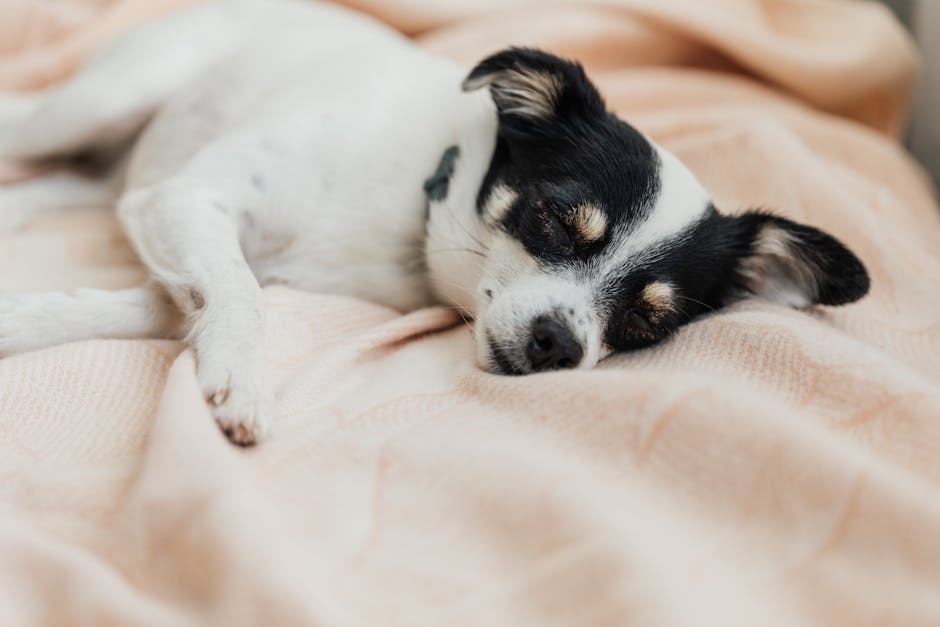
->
880;0;940;186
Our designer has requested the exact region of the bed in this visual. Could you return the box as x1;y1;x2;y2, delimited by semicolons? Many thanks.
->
1;0;939;625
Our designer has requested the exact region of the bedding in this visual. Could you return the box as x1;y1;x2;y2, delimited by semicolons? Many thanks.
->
1;0;939;625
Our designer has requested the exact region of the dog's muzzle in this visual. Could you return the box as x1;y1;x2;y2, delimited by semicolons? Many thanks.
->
525;316;583;372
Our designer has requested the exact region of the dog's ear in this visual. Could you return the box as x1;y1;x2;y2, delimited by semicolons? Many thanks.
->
463;47;605;139
727;211;870;308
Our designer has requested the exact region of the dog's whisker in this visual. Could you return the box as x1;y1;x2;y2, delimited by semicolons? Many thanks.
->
428;275;477;294
447;212;489;252
428;276;479;300
675;294;716;313
425;247;485;258
422;302;475;334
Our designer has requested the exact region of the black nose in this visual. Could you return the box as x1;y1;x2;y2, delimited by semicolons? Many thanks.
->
526;317;584;372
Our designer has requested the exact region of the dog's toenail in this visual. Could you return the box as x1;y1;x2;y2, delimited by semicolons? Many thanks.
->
210;388;229;405
190;288;205;310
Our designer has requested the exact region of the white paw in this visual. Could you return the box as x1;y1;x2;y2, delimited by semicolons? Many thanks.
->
197;357;273;446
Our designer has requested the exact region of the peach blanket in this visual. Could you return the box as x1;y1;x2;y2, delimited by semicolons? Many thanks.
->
2;0;939;625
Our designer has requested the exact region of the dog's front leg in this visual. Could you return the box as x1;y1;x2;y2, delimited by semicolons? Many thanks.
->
118;183;271;445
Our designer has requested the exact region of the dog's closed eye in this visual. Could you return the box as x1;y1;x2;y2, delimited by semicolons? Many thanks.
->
536;201;576;256
627;309;655;334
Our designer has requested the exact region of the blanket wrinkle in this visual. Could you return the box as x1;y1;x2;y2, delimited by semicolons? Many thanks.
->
1;0;939;626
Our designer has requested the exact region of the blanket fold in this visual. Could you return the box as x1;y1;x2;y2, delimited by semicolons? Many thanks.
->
1;1;938;625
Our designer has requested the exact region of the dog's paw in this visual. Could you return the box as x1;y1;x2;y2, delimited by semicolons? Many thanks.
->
197;359;273;446
211;389;272;446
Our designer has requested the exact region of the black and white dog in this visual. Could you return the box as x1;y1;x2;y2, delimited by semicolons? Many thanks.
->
0;0;869;444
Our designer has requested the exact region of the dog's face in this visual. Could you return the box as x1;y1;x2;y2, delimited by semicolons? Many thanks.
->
456;49;869;375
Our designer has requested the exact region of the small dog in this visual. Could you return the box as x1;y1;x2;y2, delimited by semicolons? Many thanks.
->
0;0;869;444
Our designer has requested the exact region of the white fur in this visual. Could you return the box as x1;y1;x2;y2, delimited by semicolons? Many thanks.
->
0;90;43;143
1;0;498;443
476;269;603;374
607;146;711;270
0;0;719;444
0;285;177;354
0;171;120;230
423;104;498;313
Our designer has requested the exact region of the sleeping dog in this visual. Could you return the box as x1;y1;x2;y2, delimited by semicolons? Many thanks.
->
0;0;869;444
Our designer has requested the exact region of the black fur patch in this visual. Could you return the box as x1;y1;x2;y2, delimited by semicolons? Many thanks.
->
731;212;870;306
424;145;460;204
601;208;870;350
601;207;737;350
467;49;659;263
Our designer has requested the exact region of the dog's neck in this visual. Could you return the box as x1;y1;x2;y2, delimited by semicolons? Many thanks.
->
423;95;499;317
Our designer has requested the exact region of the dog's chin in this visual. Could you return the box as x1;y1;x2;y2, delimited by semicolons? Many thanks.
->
480;331;530;376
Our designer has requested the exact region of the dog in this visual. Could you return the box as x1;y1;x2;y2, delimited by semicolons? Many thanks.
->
0;0;869;445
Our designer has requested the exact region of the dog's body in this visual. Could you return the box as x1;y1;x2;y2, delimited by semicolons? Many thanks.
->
0;0;870;444
4;0;487;309
1;0;492;442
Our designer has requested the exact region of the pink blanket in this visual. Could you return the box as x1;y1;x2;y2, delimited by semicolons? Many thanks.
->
2;1;939;625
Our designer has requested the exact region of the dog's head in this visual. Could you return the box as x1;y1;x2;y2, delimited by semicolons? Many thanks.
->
431;48;869;375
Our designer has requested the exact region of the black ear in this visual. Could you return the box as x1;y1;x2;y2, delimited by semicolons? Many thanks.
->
462;47;605;139
730;212;870;308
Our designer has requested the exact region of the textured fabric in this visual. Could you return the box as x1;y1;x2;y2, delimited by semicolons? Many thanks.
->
2;1;939;625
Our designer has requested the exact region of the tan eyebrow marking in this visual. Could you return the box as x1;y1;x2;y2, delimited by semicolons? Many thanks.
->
641;281;675;320
565;203;608;244
483;184;519;224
